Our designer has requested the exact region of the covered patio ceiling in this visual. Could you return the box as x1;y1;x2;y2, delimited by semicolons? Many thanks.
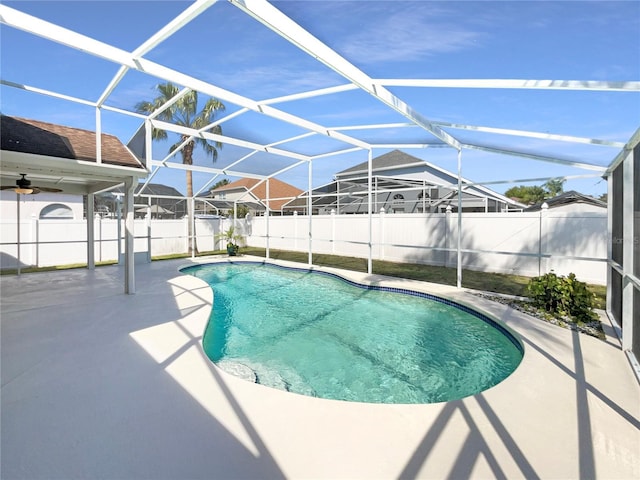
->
1;0;638;199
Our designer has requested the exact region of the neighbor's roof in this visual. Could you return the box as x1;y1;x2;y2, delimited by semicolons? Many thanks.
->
334;150;522;207
0;115;144;169
524;190;607;211
211;177;303;211
335;150;427;176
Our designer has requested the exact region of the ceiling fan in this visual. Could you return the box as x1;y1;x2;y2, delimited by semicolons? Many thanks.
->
0;173;63;195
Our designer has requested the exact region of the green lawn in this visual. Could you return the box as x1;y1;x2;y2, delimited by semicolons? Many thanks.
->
241;247;607;310
0;246;606;309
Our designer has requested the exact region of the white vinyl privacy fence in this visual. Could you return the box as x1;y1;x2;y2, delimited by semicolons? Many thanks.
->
247;210;607;285
0;217;226;269
1;211;607;285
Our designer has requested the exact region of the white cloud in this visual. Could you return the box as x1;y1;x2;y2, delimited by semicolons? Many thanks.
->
337;8;483;64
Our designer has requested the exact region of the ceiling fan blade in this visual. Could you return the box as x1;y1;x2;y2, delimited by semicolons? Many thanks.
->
0;185;18;190
30;188;42;195
35;186;63;193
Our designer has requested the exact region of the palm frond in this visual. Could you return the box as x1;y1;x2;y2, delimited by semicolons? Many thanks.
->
135;82;226;164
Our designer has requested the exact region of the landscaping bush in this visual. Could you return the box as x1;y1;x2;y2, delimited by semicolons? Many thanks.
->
526;271;598;323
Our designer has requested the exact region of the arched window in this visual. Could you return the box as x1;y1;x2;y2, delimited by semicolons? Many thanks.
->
391;194;405;213
39;203;74;219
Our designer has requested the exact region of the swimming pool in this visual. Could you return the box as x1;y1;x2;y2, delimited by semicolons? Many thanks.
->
181;261;523;404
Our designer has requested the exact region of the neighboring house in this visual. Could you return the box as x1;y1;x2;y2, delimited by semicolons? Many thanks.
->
104;183;187;219
203;177;304;216
524;191;607;213
283;150;524;214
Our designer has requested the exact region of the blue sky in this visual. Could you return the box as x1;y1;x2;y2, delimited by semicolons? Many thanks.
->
1;0;639;198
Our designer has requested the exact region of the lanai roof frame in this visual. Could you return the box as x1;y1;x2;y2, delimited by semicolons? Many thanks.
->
0;0;637;293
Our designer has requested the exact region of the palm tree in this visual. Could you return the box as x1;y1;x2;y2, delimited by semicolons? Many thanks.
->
136;82;225;253
544;179;565;198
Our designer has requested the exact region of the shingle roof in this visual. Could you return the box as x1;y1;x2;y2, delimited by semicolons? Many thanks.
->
212;177;303;210
1;115;144;169
524;190;606;211
335;149;425;176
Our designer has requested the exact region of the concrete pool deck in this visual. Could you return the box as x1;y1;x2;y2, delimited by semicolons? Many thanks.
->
1;256;638;479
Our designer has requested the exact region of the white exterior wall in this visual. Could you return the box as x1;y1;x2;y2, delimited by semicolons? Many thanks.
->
0;191;83;220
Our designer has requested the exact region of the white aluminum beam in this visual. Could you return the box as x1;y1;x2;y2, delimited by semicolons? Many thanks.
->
462;143;608;172
259;84;357;105
134;0;220;57
465;173;601;187
375;78;640;92
607;127;640;174
1;79;96;107
147;88;193;119
372;143;450;149
150;119;311;161
97;0;220;107
334;120;625;148
150;159;266;180
229;0;461;149
0;5;370;151
309;147;363;160
434;121;626;148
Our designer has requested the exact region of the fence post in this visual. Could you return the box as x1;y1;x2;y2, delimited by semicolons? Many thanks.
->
445;205;452;268
331;209;336;254
184;216;189;254
379;207;385;260
538;202;548;276
293;211;298;250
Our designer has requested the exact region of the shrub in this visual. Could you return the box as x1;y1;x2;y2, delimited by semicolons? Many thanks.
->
526;272;598;323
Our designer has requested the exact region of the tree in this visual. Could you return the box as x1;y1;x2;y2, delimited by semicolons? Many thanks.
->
136;82;225;252
504;185;547;205
544;179;565;197
227;203;250;219
211;178;230;191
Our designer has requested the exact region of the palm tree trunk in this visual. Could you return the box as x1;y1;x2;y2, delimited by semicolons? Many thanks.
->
183;140;198;254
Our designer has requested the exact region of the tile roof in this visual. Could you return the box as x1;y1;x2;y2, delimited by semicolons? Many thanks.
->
1;115;144;169
212;177;303;211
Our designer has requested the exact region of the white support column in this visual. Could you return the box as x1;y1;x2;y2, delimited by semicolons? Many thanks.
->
307;160;313;266
124;177;136;294
456;149;463;289
16;195;21;275
266;179;271;258
87;193;96;270
95;107;102;164
146;199;152;263
622;150;634;351
116;195;122;262
606;172;614;316
98;214;102;263
367;149;373;274
191;197;196;259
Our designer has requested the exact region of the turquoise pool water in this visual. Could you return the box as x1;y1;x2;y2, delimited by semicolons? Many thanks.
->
182;262;523;404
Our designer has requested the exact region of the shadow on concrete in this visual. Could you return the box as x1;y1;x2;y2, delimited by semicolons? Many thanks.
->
1;260;285;479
